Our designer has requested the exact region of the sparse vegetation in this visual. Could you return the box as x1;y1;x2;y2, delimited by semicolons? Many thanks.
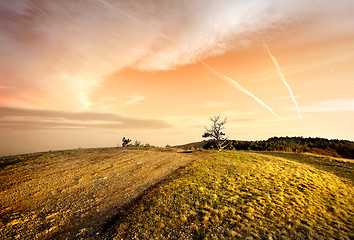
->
0;148;209;239
107;151;353;239
202;115;228;150
1;147;353;239
121;137;131;147
133;140;141;147
188;146;195;151
143;143;155;149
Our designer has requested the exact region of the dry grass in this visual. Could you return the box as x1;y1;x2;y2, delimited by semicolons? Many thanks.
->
0;148;209;239
258;151;354;181
107;151;354;240
1;149;353;239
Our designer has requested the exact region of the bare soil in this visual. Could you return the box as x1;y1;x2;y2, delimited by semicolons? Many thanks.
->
0;147;210;239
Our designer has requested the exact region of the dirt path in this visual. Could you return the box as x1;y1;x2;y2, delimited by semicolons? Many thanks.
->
0;148;210;239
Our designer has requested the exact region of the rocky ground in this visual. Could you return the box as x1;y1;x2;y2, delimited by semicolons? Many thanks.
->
0;147;209;239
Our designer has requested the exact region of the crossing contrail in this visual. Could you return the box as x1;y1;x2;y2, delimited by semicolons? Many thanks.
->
101;5;281;120
200;60;281;120
263;40;302;120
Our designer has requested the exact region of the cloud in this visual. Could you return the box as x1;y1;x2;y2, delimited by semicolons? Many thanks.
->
0;106;170;130
199;101;232;108
200;60;281;119
1;0;354;109
299;99;354;112
125;96;146;105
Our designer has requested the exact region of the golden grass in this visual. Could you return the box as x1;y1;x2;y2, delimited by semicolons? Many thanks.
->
0;148;209;239
108;151;354;239
258;151;354;182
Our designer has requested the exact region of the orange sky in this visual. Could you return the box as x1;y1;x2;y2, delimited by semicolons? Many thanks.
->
1;0;354;155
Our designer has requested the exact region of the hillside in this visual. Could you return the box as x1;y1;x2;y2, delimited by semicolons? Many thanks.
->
0;147;210;239
1;148;353;239
104;151;354;239
173;140;208;150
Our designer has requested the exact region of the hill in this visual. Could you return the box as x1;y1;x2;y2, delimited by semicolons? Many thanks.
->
0;147;210;239
173;140;208;150
104;151;354;239
1;148;353;239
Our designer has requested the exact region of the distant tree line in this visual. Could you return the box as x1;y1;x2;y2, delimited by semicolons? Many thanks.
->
203;136;354;159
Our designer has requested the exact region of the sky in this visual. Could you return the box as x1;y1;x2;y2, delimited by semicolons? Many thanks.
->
1;0;354;156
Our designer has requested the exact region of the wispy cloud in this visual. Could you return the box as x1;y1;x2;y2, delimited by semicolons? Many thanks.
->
1;0;353;109
125;96;146;105
0;107;170;130
298;99;354;112
200;101;232;108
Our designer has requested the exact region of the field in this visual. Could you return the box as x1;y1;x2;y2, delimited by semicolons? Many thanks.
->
1;149;353;239
105;151;353;240
0;148;209;239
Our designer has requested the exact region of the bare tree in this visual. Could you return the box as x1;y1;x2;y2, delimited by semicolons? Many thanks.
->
122;137;131;147
202;115;228;150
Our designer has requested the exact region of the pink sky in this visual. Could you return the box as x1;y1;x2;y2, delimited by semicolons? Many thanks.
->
1;0;354;155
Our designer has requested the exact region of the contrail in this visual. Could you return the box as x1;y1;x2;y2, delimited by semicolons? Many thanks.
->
96;5;280;120
199;60;281;120
263;40;302;120
328;68;335;81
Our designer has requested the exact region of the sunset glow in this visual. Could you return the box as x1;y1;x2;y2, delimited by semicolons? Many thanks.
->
1;0;354;155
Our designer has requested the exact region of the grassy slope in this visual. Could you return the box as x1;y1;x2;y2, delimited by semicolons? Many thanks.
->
0;148;209;239
106;151;353;240
257;151;354;182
